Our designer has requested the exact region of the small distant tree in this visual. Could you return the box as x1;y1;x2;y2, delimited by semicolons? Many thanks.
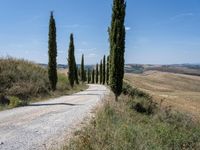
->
102;55;106;85
48;11;58;91
80;54;85;82
68;33;75;88
100;60;102;84
106;55;110;84
87;68;91;84
109;0;126;101
92;69;95;84
96;64;99;84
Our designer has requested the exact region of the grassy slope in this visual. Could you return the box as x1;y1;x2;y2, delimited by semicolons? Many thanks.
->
64;84;200;150
124;64;200;76
125;71;200;120
0;58;87;109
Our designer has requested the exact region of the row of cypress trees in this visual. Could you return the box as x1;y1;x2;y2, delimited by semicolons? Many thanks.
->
86;55;109;85
91;0;126;101
48;0;126;101
88;0;126;102
48;11;88;90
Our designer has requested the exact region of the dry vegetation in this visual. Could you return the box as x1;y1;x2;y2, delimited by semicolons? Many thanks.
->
64;84;200;150
0;58;87;109
125;71;200;120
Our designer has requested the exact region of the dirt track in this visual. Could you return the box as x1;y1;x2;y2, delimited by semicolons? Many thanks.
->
0;84;109;150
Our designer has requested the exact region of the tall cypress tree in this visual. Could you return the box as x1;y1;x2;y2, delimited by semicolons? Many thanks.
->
74;63;79;85
109;0;126;101
102;55;106;85
106;55;110;85
96;64;99;84
68;33;75;88
84;69;87;82
92;69;95;84
87;68;91;84
78;68;81;78
48;11;58;91
80;54;85;82
100;60;102;84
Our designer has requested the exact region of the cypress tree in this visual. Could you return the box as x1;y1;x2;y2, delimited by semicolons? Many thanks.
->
74;64;79;85
92;69;95;84
109;0;126;101
48;11;58;91
78;68;81;78
96;64;99;84
106;55;110;85
102;55;106;85
87;68;91;84
68;33;75;88
84;69;87;82
100;60;102;84
80;54;85;82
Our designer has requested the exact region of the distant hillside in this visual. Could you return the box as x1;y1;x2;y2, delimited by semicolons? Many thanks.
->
124;64;200;76
125;64;144;74
39;63;200;76
39;64;95;70
144;64;200;76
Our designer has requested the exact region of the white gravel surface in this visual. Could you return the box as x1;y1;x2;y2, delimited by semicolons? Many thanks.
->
0;84;109;150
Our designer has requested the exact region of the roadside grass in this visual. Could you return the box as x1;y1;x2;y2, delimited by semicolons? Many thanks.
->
0;58;88;110
64;83;200;150
31;73;88;103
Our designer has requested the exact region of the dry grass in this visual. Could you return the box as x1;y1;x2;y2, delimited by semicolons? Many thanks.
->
58;68;68;76
125;71;200;120
0;58;50;100
0;58;87;110
64;87;200;150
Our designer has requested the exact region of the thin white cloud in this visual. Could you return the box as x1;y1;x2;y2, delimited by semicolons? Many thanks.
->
154;12;195;26
170;12;194;20
125;27;131;31
60;24;88;29
87;53;97;58
77;48;97;53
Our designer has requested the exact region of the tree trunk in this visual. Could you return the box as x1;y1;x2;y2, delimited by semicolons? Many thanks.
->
115;95;118;102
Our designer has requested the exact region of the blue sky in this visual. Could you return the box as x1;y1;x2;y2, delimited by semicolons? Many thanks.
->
0;0;200;64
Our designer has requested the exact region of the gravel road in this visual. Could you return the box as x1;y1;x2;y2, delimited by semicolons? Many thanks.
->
0;84;109;150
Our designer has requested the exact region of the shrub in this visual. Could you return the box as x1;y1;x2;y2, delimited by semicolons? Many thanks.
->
122;82;151;99
0;94;10;105
0;58;50;100
9;96;28;107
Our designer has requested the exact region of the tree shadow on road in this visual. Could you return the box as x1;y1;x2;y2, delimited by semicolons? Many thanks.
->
85;90;107;92
72;94;102;96
27;103;82;107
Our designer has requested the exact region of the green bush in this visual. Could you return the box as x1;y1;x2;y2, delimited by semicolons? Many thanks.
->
57;73;70;92
9;96;27;107
122;82;151;99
